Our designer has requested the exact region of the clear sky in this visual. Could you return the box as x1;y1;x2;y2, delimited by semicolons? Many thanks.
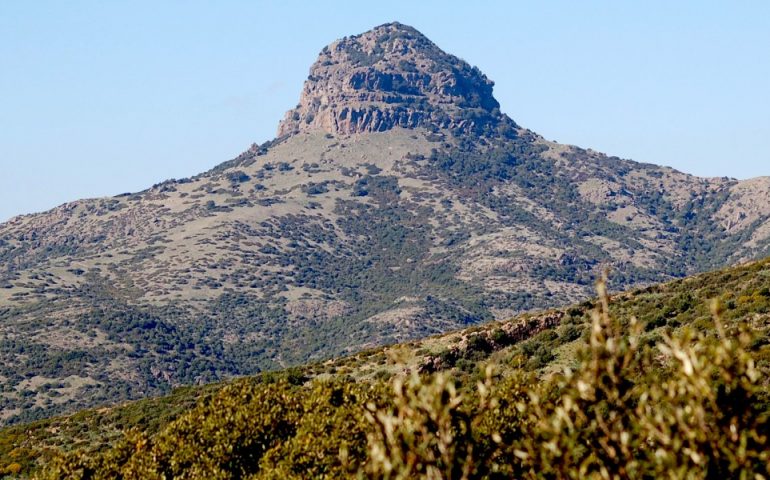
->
1;1;769;222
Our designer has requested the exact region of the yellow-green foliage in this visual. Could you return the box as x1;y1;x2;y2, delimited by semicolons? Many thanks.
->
255;381;374;479
364;368;493;479
362;281;769;479
514;280;769;479
35;378;382;480
38;379;305;479
31;276;770;479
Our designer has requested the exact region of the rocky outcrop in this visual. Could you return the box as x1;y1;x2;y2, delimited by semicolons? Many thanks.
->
419;311;565;373
277;22;515;136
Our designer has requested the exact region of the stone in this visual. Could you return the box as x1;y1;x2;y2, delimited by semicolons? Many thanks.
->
277;22;516;137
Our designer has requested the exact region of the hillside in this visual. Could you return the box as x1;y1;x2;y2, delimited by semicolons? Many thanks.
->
2;256;770;478
2;22;770;423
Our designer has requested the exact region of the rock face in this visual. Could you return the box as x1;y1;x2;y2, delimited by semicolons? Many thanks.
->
277;22;514;136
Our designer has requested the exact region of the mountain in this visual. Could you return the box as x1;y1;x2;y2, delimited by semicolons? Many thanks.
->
1;22;770;424
4;254;770;477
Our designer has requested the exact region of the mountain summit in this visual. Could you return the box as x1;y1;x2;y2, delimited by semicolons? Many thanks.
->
278;22;511;136
1;23;770;424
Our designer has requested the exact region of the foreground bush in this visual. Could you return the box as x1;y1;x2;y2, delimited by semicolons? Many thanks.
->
36;280;770;479
512;281;770;479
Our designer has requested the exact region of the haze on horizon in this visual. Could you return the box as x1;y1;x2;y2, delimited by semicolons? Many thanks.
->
1;0;768;222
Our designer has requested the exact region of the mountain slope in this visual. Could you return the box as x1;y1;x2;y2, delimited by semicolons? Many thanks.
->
1;22;770;424
4;255;770;478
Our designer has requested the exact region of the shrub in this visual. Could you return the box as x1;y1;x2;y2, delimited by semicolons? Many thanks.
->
365;279;770;479
33;280;770;479
364;368;496;479
514;281;769;479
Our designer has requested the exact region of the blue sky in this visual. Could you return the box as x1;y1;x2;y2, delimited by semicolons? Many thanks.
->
1;1;769;221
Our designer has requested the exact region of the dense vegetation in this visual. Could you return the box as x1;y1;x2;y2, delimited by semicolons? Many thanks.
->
2;257;770;478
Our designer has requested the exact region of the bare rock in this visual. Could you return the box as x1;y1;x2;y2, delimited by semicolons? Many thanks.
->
278;22;515;137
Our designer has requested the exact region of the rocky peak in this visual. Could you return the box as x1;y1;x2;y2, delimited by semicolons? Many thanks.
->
277;22;513;136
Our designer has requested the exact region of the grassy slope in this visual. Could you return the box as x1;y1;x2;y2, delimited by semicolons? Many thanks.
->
2;256;770;477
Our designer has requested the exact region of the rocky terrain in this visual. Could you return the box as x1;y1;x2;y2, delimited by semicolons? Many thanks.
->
1;22;769;424
277;23;506;137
